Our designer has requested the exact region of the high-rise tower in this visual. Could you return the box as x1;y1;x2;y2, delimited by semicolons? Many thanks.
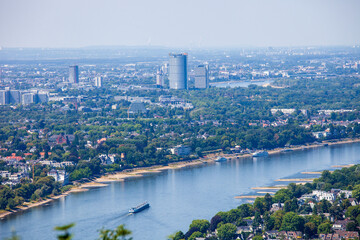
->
69;65;79;83
169;53;187;89
94;76;102;87
194;64;209;89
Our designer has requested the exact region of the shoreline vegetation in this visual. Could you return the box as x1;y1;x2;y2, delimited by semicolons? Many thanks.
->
1;137;360;220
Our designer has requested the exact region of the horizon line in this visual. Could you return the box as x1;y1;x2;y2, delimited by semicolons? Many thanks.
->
1;44;360;50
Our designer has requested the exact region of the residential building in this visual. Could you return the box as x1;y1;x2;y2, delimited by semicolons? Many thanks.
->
313;131;331;139
48;134;75;145
128;102;147;114
301;190;336;202
47;169;69;185
99;154;117;165
170;145;191;156
271;108;307;115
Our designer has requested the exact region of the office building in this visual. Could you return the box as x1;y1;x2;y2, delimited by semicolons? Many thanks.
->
0;89;20;105
194;64;209;89
9;90;21;104
169;53;187;89
156;72;163;86
161;63;169;75
0;90;9;105
0;89;48;105
69;65;79;84
37;93;49;103
94;76;102;87
22;93;35;105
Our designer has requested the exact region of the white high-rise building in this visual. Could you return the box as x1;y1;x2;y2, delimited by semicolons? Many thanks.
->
94;76;102;87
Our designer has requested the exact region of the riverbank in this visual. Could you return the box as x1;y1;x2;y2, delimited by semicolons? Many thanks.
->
1;137;360;219
0;187;86;219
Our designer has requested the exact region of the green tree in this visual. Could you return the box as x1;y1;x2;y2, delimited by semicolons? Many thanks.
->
54;223;75;240
280;212;304;232
273;210;285;230
189;219;210;234
264;193;273;211
254;197;266;214
217;223;237;240
352;184;360;201
188;231;204;240
98;224;132;240
317;222;332;234
346;221;358;232
168;231;185;240
253;211;263;229
252;235;263;240
210;215;223;231
304;222;317;238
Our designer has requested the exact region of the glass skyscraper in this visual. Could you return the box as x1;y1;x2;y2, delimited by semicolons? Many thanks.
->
169;53;187;89
69;65;79;83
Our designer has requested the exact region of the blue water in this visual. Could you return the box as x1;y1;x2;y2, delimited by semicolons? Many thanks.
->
210;80;273;88
1;143;360;240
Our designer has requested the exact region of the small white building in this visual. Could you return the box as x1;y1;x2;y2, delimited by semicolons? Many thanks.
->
0;170;10;178
99;154;117;165
338;190;352;198
312;190;336;201
312;131;330;139
271;108;307;115
47;169;69;185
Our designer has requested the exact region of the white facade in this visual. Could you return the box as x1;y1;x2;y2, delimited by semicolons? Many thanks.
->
170;145;191;156
94;76;102;87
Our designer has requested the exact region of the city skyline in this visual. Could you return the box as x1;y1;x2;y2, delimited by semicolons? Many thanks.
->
0;0;360;48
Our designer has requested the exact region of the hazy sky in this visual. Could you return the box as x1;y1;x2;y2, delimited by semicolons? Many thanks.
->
0;0;359;48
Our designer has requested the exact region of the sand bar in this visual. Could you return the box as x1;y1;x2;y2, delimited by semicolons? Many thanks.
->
331;164;355;168
257;192;275;195
235;195;265;199
275;178;315;182
251;186;286;190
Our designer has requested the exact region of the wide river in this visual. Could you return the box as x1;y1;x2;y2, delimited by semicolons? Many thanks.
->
1;142;360;240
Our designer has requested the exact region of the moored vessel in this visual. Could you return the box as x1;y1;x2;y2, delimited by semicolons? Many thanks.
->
215;157;227;162
252;151;269;157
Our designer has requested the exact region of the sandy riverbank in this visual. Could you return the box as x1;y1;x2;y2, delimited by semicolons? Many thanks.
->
0;160;208;219
95;159;208;183
1;138;360;219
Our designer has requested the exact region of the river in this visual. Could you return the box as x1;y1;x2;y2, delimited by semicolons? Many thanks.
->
1;142;360;240
210;80;273;88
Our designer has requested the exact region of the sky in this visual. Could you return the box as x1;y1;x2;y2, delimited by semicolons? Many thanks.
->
0;0;359;48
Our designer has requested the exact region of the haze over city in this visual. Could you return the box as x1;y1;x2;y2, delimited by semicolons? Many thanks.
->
0;0;360;48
